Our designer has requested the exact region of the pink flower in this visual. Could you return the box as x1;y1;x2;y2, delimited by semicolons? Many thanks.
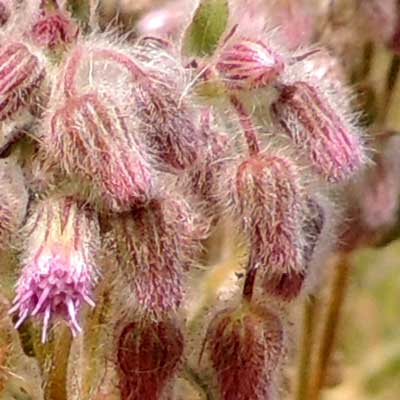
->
9;197;99;342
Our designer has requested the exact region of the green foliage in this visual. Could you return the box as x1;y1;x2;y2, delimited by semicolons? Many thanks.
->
182;0;229;57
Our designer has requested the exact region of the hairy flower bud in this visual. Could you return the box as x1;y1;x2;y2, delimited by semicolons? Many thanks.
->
113;196;206;316
134;79;200;171
189;108;230;220
0;159;28;249
0;42;46;121
47;92;153;211
216;39;285;90
30;10;78;50
271;81;364;183
205;304;285;400
9;197;99;342
263;196;325;301
117;317;183;400
232;153;304;277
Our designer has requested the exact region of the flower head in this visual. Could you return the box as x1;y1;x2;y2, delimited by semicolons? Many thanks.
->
9;197;99;342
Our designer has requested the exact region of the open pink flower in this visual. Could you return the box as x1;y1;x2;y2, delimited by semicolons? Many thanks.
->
9;197;99;342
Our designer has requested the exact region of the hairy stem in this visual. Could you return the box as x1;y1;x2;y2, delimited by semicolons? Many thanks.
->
309;255;350;400
230;95;260;156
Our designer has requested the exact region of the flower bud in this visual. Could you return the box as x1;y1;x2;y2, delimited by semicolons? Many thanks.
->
189;108;230;220
47;92;153;211
62;42;201;172
216;38;285;90
30;10;78;50
263;196;325;301
232;153;304;276
113;196;206;316
9;197;99;342
0;159;28;249
206;304;285;400
271;81;364;183
0;42;46;121
117;317;183;400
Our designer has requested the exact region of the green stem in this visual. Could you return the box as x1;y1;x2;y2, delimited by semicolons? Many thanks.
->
309;256;350;400
295;295;319;400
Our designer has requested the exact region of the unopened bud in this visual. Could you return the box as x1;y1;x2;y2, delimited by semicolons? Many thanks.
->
272;81;364;183
117;317;183;400
113;196;206;315
47;92;153;211
190;108;230;220
9;197;99;342
0;42;46;121
232;153;304;276
263;196;325;301
205;304;285;400
216;38;285;90
30;10;78;50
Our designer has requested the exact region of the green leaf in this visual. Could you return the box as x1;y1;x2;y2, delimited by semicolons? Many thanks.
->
182;0;229;57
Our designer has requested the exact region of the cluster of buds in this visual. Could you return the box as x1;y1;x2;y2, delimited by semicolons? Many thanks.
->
2;0;394;399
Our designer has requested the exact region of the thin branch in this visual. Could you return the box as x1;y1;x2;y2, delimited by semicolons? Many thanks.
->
309;255;350;400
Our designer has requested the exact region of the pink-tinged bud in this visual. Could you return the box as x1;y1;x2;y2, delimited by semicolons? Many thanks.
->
61;43;201;172
134;81;200;171
271;81;364;183
263;196;325;301
9;197;99;342
216;39;285;90
30;10;78;50
189;108;231;220
113;196;206;315
117;317;183;400
0;42;46;121
0;159;28;249
232;153;304;276
205;304;285;400
47;92;153;211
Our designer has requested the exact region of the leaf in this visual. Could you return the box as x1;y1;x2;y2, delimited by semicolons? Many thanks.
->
182;0;229;57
